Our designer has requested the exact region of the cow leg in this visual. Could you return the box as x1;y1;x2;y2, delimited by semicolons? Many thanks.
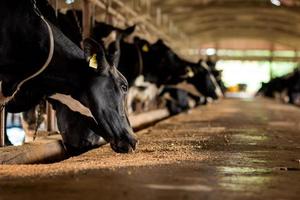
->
49;99;105;156
4;111;12;146
21;107;37;142
4;133;11;146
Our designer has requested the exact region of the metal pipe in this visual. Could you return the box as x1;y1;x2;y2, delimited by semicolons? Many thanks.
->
46;102;56;132
0;107;5;147
0;108;171;163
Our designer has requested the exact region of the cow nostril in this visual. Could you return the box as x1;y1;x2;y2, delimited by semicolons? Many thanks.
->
109;129;138;153
110;139;137;153
129;137;138;151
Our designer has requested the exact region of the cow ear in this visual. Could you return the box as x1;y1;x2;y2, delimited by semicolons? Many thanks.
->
83;38;109;73
107;25;136;67
83;38;98;61
107;39;120;68
123;25;136;36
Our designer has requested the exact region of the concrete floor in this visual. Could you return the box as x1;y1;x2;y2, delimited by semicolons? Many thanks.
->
1;98;300;200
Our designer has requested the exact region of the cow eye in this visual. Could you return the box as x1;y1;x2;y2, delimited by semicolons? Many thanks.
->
121;83;128;92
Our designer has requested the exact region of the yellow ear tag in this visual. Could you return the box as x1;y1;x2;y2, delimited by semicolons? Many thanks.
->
89;54;98;69
187;67;194;78
142;44;149;52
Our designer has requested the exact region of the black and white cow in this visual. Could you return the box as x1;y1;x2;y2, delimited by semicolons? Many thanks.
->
205;57;226;93
258;68;300;106
133;38;222;99
159;86;206;115
0;0;136;153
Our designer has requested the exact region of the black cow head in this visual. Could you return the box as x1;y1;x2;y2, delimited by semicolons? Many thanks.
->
0;0;136;153
187;61;223;100
82;38;137;153
141;39;188;85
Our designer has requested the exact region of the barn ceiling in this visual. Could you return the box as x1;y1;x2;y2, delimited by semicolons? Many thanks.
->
52;0;300;51
148;0;300;50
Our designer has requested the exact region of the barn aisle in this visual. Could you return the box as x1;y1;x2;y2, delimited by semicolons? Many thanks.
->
1;98;300;200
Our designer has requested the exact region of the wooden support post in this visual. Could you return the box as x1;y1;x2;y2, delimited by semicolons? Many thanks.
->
145;0;151;17
269;51;274;79
269;44;275;80
294;49;298;68
132;0;136;10
156;8;161;26
105;0;113;24
136;0;141;12
0;107;5;147
168;21;173;35
91;4;96;28
90;0;173;41
162;14;168;30
82;0;92;39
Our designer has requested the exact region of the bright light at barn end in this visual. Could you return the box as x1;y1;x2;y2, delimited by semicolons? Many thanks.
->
206;48;216;56
65;0;75;4
270;0;281;6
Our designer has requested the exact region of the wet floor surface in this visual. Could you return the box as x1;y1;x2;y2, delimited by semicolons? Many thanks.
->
1;98;300;200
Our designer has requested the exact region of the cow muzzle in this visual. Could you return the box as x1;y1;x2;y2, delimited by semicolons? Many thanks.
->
110;129;138;153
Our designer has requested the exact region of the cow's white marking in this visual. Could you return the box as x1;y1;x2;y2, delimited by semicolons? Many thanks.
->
201;61;223;98
103;31;117;48
49;93;94;119
188;98;196;108
201;60;210;71
180;67;195;79
127;75;158;114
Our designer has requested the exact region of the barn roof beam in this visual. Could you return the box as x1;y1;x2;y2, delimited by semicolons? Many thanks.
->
159;1;300;15
217;55;300;62
196;27;300;49
195;22;300;38
152;3;300;51
171;8;300;23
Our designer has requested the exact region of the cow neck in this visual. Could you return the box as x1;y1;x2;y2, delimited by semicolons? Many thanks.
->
0;0;54;108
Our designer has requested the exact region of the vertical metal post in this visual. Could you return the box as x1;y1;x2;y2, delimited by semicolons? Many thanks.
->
46;102;55;132
55;0;58;17
0;107;5;147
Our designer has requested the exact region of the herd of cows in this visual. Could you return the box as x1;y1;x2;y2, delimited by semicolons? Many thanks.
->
0;0;225;155
257;67;300;106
